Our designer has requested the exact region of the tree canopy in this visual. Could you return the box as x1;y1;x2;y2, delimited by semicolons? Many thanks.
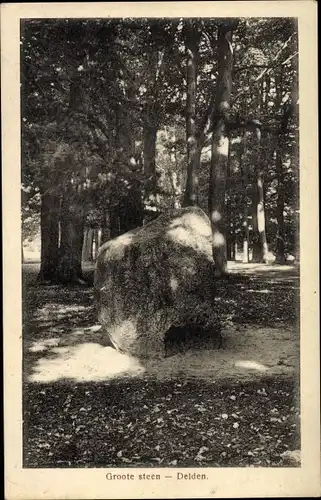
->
21;17;299;281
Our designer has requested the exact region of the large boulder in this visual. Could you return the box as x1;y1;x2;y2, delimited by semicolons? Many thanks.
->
94;206;221;359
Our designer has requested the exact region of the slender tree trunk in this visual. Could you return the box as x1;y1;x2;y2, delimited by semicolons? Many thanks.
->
184;146;202;207
257;169;269;263
242;214;249;263
234;241;238;261
170;171;182;209
251;166;269;263
209;23;236;277
226;237;232;261
82;227;88;262
183;23;200;207
231;232;236;260
101;211;110;243
143;122;157;184
97;229;102;251
275;147;286;263
251;183;261;262
92;228;101;260
226;211;233;261
82;227;94;262
91;229;97;262
225;139;233;262
274;64;296;265
274;71;285;264
110;209;120;238
116;87;144;233
240;132;250;263
21;240;25;264
55;183;86;284
88;228;94;260
38;190;60;282
90;229;94;261
249;123;269;263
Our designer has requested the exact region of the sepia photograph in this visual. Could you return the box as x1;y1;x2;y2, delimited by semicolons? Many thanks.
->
2;2;319;499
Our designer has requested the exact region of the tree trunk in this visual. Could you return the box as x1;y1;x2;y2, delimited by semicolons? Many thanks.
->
257;169;269;263
251;167;269;263
110;209;120;238
143;123;157;187
92;228;101;260
184;146;202;207
21;240;25;264
116;85;144;234
240;132;250;263
170;171;182;209
251;183;261;262
225;139;233;262
55;183;86;284
234;241;238;261
242;221;249;263
81;227;87;262
38;190;60;282
101;211;110;244
226;236;233;261
82;227;93;262
97;228;102;251
274;64;296;265
119;189;144;234
209;24;235;277
275;146;286;263
183;23;200;207
209;123;229;275
230;234;236;260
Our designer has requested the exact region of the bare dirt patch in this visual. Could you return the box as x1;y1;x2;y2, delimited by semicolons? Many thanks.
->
26;323;299;384
23;261;299;385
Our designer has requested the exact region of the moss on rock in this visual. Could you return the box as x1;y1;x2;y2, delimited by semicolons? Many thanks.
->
94;206;221;359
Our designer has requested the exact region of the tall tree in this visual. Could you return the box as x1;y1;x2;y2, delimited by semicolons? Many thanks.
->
183;22;201;206
274;50;298;263
240;131;250;263
38;186;60;281
251;128;269;263
21;18;299;276
209;21;237;276
54;69;90;284
56;176;87;283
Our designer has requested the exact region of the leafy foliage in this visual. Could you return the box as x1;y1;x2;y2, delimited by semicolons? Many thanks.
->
21;18;299;260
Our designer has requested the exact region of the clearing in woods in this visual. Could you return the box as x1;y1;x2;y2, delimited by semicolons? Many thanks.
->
22;262;300;467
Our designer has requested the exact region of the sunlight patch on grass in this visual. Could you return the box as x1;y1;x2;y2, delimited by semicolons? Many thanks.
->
234;360;268;372
37;304;88;314
85;325;102;333
29;338;60;353
29;344;47;353
29;343;145;383
227;262;297;275
55;305;88;314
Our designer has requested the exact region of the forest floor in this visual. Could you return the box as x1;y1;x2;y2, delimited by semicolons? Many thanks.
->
23;261;300;468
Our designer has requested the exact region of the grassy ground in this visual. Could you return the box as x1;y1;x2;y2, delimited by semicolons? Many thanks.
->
23;261;300;468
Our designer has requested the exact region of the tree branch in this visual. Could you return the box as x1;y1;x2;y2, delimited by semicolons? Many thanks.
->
233;32;297;105
234;64;270;73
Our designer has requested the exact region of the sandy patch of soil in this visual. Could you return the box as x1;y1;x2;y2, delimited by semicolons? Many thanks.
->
27;324;299;384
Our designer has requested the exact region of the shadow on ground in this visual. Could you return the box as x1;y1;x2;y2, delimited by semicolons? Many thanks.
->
23;261;299;384
22;261;300;468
